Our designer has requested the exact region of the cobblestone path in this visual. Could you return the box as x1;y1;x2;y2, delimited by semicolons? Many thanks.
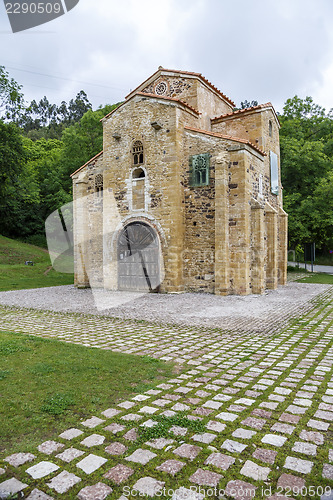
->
1;285;333;499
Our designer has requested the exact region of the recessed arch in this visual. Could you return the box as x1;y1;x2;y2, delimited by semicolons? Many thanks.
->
117;221;160;291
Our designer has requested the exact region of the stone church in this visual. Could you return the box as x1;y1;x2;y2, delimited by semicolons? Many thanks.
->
71;67;287;295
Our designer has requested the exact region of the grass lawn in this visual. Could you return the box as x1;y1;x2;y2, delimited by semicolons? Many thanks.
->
0;330;174;455
296;272;333;284
0;235;73;291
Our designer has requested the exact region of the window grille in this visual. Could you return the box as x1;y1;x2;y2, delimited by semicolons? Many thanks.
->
189;153;210;187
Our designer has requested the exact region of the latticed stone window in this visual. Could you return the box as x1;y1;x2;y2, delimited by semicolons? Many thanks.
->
95;173;103;197
132;141;144;165
189;153;210;187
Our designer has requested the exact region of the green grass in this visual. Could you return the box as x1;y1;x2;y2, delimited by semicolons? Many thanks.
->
0;330;174;455
0;234;73;290
296;272;333;284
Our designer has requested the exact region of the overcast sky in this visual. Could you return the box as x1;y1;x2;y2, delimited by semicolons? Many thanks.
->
0;0;332;113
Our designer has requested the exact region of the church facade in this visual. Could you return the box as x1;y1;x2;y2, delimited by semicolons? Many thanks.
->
71;67;287;295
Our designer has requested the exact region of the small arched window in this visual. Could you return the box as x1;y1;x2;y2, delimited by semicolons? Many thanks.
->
132;141;144;165
95;173;103;197
132;167;145;179
269;120;273;138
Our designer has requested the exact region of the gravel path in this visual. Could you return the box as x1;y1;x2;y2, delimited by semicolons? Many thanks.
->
0;282;329;333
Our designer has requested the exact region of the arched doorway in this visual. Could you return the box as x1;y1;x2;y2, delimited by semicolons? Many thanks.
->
117;222;160;291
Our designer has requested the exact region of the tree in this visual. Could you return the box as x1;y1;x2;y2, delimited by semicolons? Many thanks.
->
280;96;333;250
0;66;25;120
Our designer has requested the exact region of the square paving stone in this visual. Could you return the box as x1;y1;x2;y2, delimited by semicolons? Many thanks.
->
284;456;313;474
228;404;246;412
156;459;185;476
104;423;125;434
252;448;277;464
206;420;226;433
133;394;151;401
261;434;287;447
232;428;256;440
193;407;213;416
104;464;134;485
4;452;35;467
252;408;272;418
225;479;257;499
105;442;127;455
216;411;238;422
171;487;204;500
173;444;201;460
125;448;157;464
121;413;143;422
172;403;190;412
299;429;324;444
132;477;165;496
59;428;83;440
26;461;59;479
221;439;247;453
152;398;171;407
80;434;105;447
81;416;105;428
315;410;333;421
189;468;222;486
192;432;216;444
203;400;223;409
235;398;256;406
139;406;158;414
241;417;266;430
123;428;138;441
0;478;28;497
277;473;305;489
46;470;81;494
170;425;188;436
101;408;121;418
280;413;301;424
240;460;270;481
76;454;108;474
56;447;85;462
77;482;112;500
292;441;317;456
271;423;295;435
285;405;307;415
26;488;54;499
146;438;174;449
323;464;333;480
118;401;135;409
204;452;235;470
38;440;65;455
307;419;329;431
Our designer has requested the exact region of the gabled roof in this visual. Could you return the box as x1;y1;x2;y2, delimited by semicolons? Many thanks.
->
212;102;280;127
184;126;266;156
70;150;103;178
101;91;200;122
125;67;235;108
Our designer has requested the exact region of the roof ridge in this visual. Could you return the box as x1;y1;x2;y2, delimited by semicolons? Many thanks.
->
212;102;276;122
184;126;266;156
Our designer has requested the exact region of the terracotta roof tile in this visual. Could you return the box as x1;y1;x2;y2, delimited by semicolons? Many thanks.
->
70;150;103;177
212;102;280;125
184;126;266;156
